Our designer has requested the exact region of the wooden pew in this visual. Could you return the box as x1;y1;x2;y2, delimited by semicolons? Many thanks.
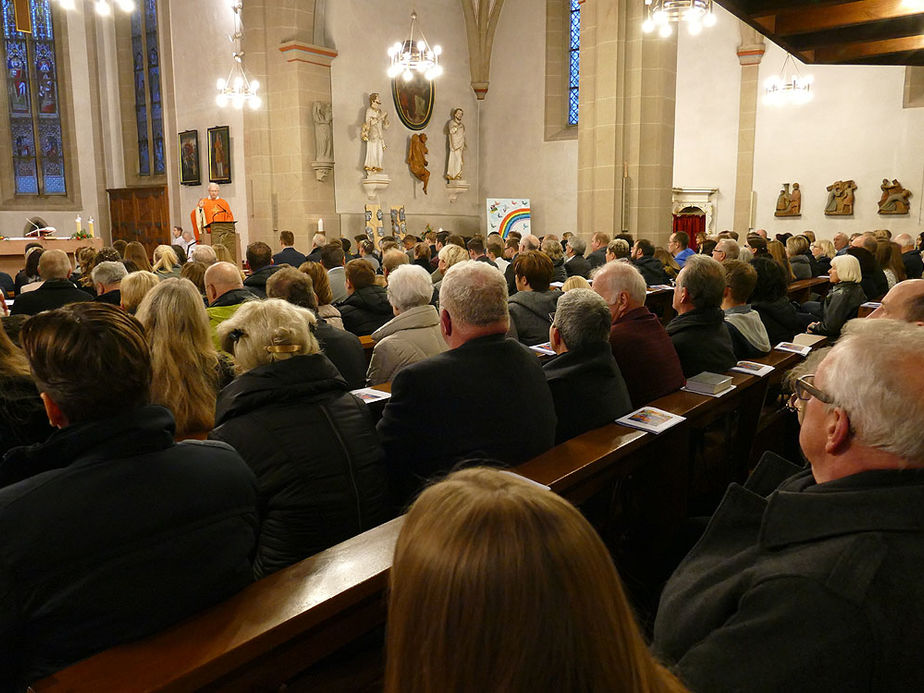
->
788;276;829;303
33;346;817;692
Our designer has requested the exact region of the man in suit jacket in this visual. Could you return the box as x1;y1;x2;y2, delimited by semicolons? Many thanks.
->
11;249;92;316
378;260;556;503
564;237;591;279
321;242;348;303
272;230;307;268
586;232;610;269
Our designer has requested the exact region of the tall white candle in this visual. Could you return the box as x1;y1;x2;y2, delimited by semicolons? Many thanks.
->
75;215;82;235
88;217;95;238
318;218;324;234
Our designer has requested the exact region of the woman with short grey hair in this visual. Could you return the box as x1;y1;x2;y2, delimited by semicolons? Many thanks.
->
367;264;447;386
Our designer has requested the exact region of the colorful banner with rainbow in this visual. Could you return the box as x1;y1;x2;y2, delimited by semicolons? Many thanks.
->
486;198;531;239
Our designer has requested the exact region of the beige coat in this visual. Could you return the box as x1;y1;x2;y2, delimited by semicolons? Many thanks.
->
366;304;447;386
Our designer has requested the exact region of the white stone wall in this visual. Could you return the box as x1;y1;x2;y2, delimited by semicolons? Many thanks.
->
326;0;481;237
480;0;578;237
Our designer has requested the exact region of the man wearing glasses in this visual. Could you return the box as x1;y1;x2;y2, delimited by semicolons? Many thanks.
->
654;319;924;690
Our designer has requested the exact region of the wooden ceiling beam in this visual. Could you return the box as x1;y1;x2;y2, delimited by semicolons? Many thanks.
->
753;0;922;37
811;34;924;62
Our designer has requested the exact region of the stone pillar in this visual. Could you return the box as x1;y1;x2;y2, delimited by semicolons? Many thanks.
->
241;0;339;249
577;0;677;245
733;25;765;234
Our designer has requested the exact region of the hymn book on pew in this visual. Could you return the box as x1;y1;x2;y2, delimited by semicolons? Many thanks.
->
682;372;734;397
616;407;685;434
774;341;812;356
350;388;391;403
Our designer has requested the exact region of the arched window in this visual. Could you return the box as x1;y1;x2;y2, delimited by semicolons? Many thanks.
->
1;0;66;195
131;0;164;176
568;0;579;126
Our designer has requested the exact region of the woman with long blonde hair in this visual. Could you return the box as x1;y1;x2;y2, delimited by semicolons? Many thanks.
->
152;245;181;279
767;240;795;282
386;467;688;693
135;278;233;439
120;270;160;314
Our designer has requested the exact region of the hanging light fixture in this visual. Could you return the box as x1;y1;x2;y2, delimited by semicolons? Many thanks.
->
642;0;716;38
215;0;261;110
386;11;443;82
763;53;814;106
54;0;135;15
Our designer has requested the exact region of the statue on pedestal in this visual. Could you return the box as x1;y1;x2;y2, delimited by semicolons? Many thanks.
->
445;108;465;181
361;93;390;175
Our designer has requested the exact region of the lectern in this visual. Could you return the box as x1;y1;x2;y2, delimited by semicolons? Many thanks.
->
206;221;239;265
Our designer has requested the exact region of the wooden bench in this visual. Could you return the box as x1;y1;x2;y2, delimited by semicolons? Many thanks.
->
788;276;830;303
33;345;818;692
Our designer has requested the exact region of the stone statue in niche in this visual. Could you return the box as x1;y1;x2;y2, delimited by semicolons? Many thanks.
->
407;133;430;194
361;92;390;174
824;180;856;216
774;182;801;217
878;178;912;215
312;102;333;162
445;107;465;180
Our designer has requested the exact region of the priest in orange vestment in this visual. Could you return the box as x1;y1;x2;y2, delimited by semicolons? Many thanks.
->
190;183;234;241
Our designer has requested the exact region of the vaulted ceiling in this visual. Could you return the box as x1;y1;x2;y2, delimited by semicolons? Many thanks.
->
716;0;924;66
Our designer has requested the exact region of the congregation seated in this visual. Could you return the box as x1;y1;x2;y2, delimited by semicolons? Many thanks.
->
136;278;234;440
896;233;923;279
632;238;673;285
786;236;813;280
810;238;835;275
243;241;282;299
358;239;381;272
119;270;160;314
125;240;153;273
541;236;567;283
377;261;555;503
299;261;344;329
337;259;392;335
13;243;43;295
0;321;52;458
10;249;92;316
152;244;182;280
806;254;866;337
467;236;497;268
869;279;924;324
605;237;631;263
594;261;685;405
749;256;801;345
654;246;681;280
272;229;307;268
0;303;257;687
91;260;127;306
306;232;326;264
266;267;365;388
367;264;447;386
666;255;737;377
382;248;410;282
654;319;924;691
386;467;686;692
563;236;591;279
587;231;610;269
847;244;888;301
508;250;563;346
669;231;695;268
205;261;259;345
722;260;770;359
562;274;591;292
210;299;390;579
189;243;218;266
431;242;468;300
711;237;739;264
543;289;632;444
876;239;906;290
505;232;540;293
322;242;348;303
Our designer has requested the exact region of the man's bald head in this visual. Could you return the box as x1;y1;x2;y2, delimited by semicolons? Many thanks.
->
895;234;914;252
869;279;924;325
519;234;540;252
204;261;243;304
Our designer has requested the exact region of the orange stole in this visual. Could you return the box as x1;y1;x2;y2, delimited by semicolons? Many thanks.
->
189;198;234;241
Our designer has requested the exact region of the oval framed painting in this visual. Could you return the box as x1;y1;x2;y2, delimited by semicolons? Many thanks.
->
392;71;435;131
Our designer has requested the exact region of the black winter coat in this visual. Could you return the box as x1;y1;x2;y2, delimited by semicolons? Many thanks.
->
0;375;52;459
210;354;390;578
243;265;283;299
634;256;673;286
337;285;393;336
809;281;866;337
753;297;803;346
666;307;737;377
10;280;92;316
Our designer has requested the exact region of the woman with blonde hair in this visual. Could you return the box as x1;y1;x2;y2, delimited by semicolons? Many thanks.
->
386;467;687;693
541;236;567;284
653;247;680;280
299;261;344;329
210;298;389;578
562;274;591;292
806;254;866;337
124;241;153;272
119;270;160;314
152;245;181;279
810;238;835;275
135;278;233;439
767;239;795;282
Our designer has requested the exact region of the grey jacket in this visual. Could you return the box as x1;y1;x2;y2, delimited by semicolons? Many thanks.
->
508;289;563;346
366;304;447;385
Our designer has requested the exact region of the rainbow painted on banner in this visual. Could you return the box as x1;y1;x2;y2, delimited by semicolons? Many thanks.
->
498;208;530;239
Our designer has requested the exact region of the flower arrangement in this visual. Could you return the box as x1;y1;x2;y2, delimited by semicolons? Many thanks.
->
71;230;92;240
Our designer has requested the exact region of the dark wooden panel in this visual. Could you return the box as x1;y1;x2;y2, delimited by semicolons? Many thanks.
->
107;186;170;260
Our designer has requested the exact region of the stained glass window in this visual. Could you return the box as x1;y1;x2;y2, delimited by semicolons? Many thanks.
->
2;0;66;195
132;0;164;176
568;0;580;126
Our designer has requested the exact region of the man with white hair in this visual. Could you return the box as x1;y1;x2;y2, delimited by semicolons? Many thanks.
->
564;236;591;279
189;244;218;266
543;289;632;443
377;260;556;501
505;232;540;295
655;319;924;690
895;233;923;279
869;278;924;324
306;232;327;264
711;238;740;263
833;231;850;256
366;264;447;386
190;182;233;241
11;249;92;316
593;261;685;405
91;261;127;306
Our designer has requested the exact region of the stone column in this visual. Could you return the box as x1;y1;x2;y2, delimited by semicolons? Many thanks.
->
733;25;765;234
577;0;677;245
242;0;339;249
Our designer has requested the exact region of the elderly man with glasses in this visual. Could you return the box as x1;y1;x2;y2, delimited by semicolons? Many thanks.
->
653;318;924;691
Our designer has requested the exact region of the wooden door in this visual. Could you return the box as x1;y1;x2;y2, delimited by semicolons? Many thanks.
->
107;186;169;259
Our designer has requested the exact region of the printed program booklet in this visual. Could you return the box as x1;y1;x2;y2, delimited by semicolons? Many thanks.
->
350;387;391;403
731;360;775;377
616;407;686;434
774;341;811;356
529;342;556;356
